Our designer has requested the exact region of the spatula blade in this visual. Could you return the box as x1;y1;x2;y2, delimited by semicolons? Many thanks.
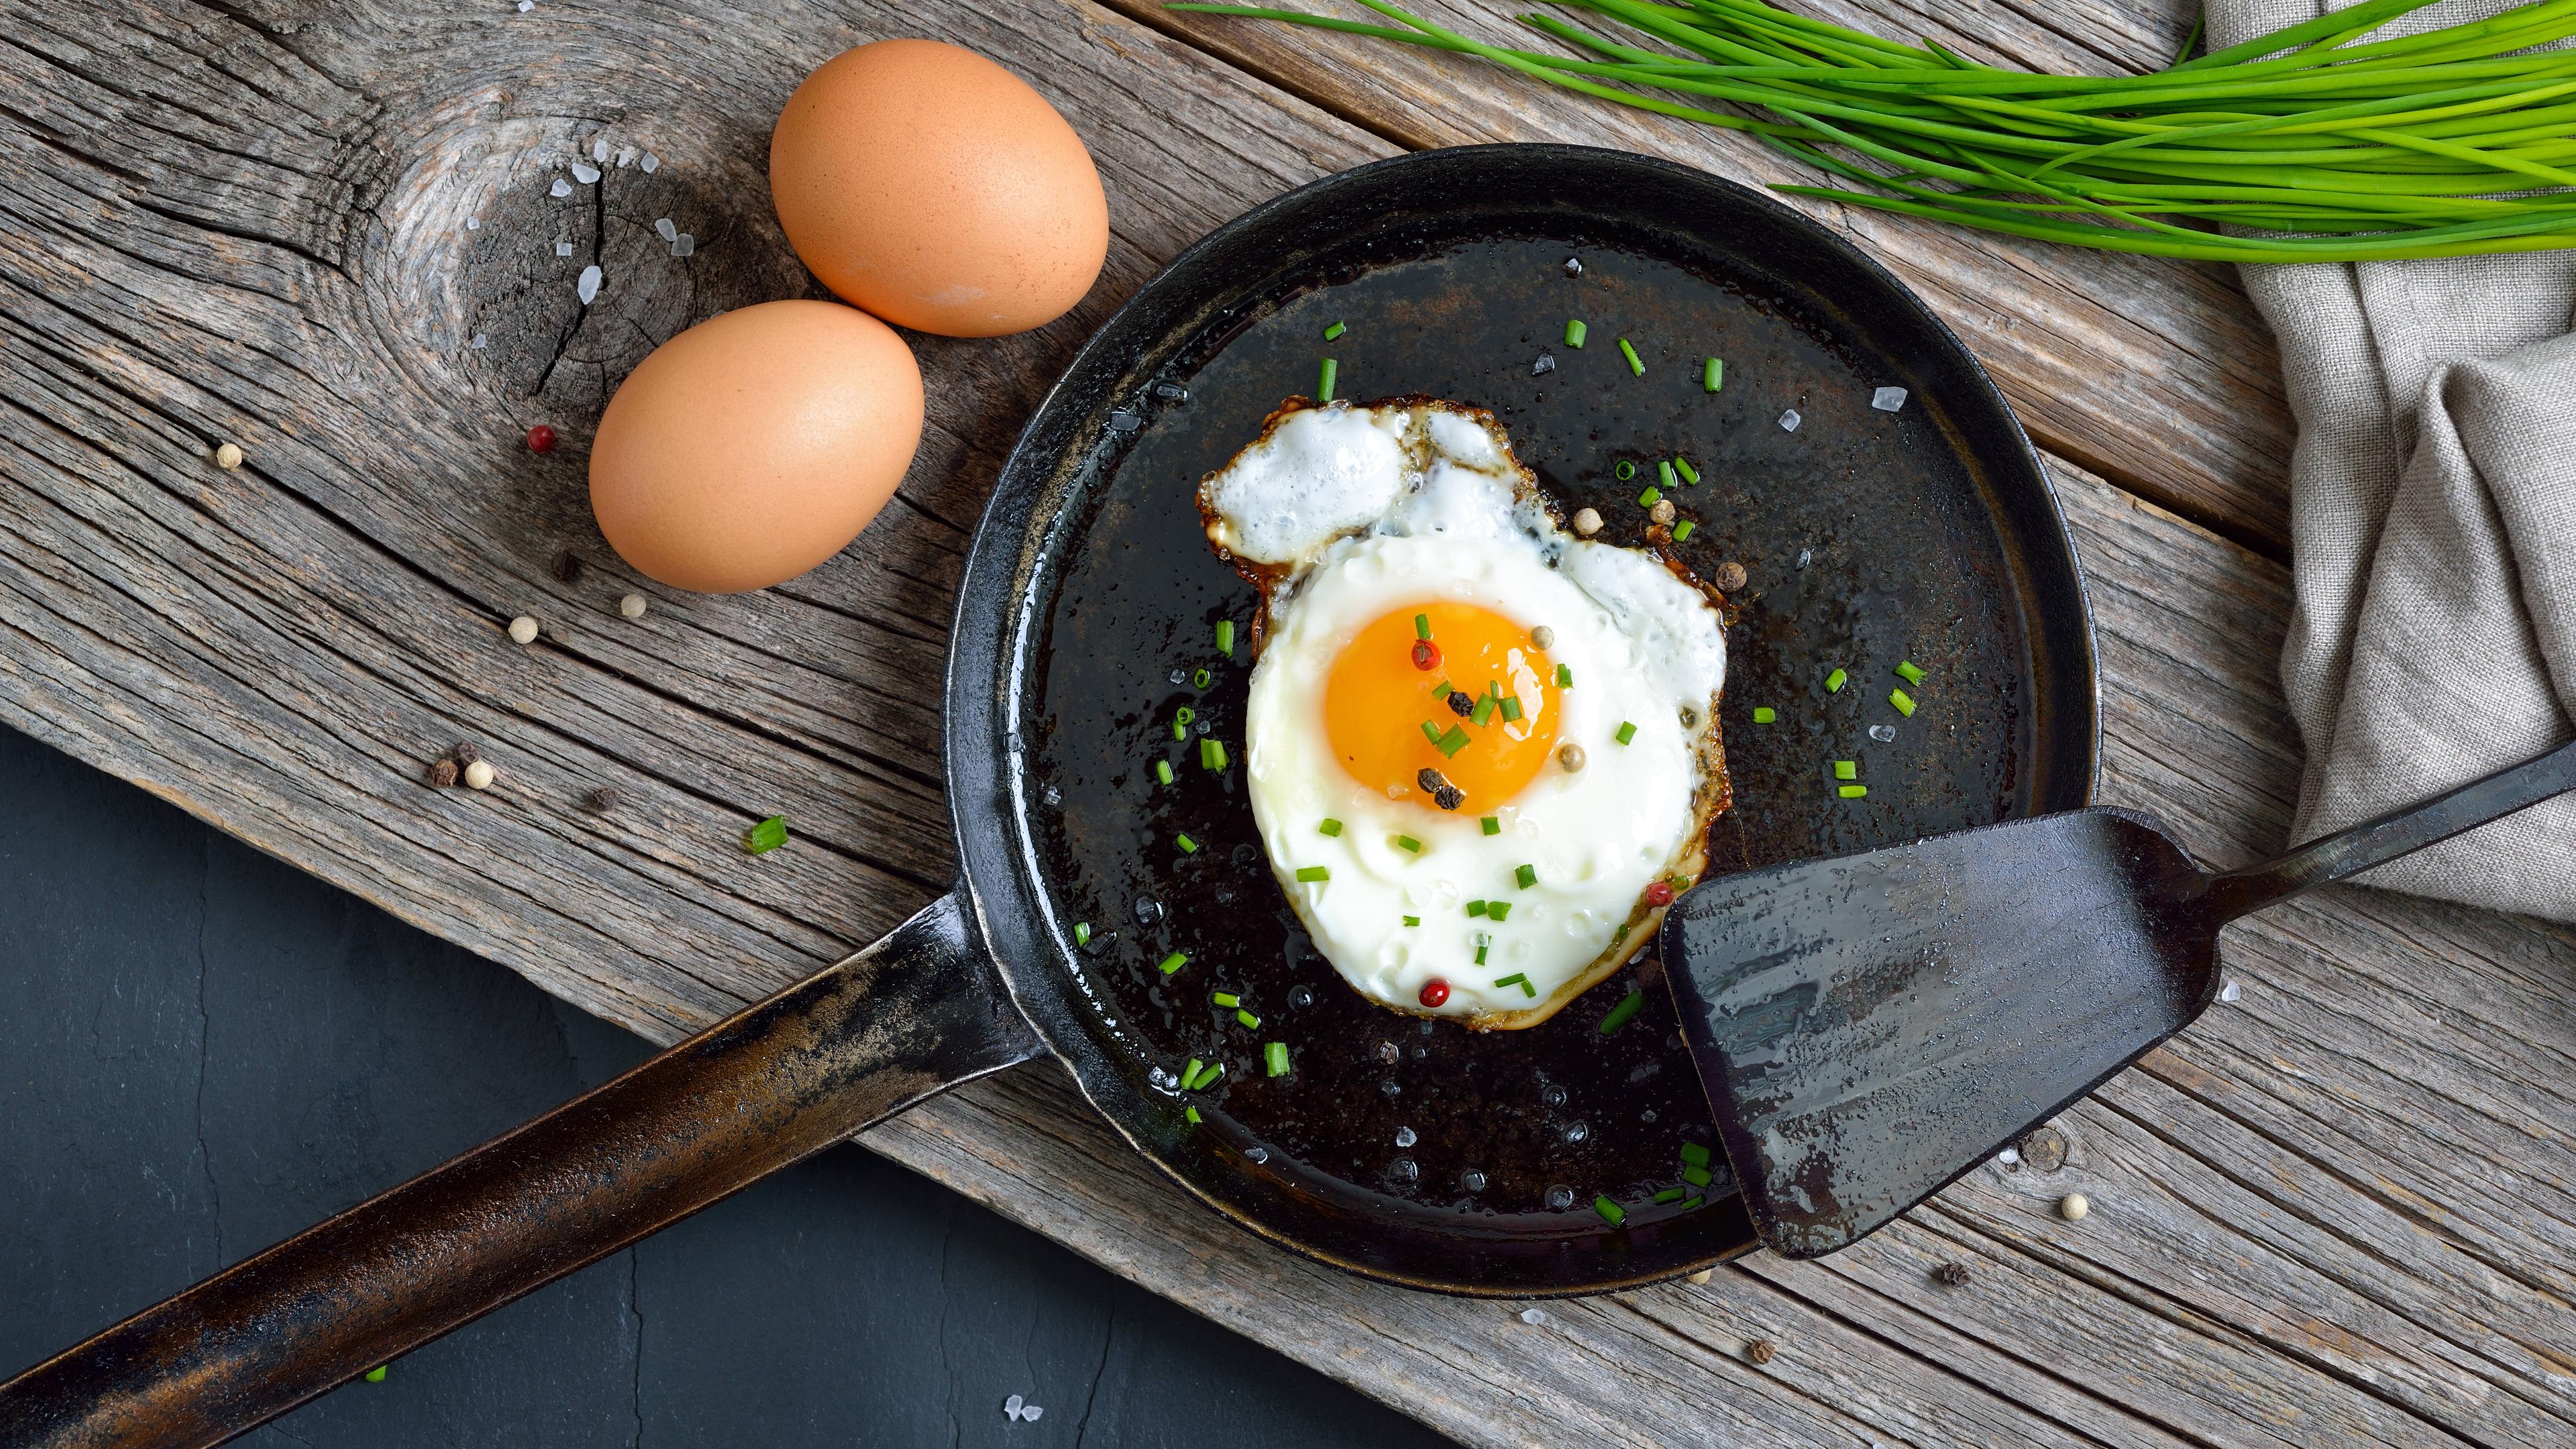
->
1661;808;2215;1258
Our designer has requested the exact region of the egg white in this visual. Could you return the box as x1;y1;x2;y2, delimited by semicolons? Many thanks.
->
1206;400;1728;1027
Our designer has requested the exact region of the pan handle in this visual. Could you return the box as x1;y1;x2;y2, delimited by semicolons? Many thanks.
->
0;890;1042;1449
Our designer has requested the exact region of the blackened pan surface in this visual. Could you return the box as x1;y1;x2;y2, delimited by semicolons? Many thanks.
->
949;146;2096;1295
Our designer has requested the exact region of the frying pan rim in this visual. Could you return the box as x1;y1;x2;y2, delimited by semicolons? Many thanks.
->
943;142;2101;1297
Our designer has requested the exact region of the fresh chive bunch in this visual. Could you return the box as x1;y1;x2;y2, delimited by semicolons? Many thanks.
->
1169;0;2576;262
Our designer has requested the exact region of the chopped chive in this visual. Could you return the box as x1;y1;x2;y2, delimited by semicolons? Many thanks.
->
1682;1163;1714;1187
1433;678;1454;697
1825;667;1847;694
1703;357;1723;392
1470;694;1496;727
1172;719;1187;741
1395;834;1423;853
1213;991;1239;1008
1295;865;1329;882
744;815;789;855
1896;659;1925;686
1615;721;1638;745
1494;971;1534;997
1613;924;1630;943
1322;319;1346;341
1075;921;1092;947
1175;705;1194;725
1680;1197;1703;1211
1200;737;1230;771
1617;337;1644;376
1599;988;1646;1035
1498;694;1523;722
1653;1187;1686;1205
1486;902;1512;922
1614;460;1635;481
1414;612;1432;641
1481;815;1500;836
1183;1056;1205;1085
1672;520;1695;543
1318;818;1344;837
1466;900;1488;918
1752;706;1776;724
1216;619;1236;655
1421;719;1446;745
1556;663;1572;688
1191;1061;1226;1090
1839;784;1868;798
1564;319;1587;348
1638;486;1662;508
1890;688;1917;717
1155;759;1175;786
1236;1008;1260;1030
1595;1195;1627;1226
1833;760;1857;781
1265;1040;1290;1077
1680;1142;1712;1167
1177;831;1203;853
1436;726;1470;756
1474;942;1487;965
365;1366;388;1384
1159;951;1188;975
1657;460;1677;490
1515;863;1537;890
1674;456;1700;485
1186;1106;1201;1124
1318;356;1337;402
1191;667;1212;689
1403;914;1420;926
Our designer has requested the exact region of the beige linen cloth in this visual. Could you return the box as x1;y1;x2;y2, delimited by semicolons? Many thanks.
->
2208;0;2576;920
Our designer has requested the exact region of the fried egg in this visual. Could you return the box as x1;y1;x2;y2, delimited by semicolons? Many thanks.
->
1201;399;1728;1028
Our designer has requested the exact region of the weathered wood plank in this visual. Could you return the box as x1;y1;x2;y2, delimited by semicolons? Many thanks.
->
6;1;2573;1446
1112;0;2298;555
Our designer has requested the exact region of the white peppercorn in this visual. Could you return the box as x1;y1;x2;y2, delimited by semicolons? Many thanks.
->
1650;499;1676;525
619;593;647;619
1572;507;1603;537
462;760;495;790
213;442;244;470
2058;1192;2090;1221
507;615;539;645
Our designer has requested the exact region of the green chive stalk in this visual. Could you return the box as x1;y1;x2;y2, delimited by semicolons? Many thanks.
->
1168;0;2576;261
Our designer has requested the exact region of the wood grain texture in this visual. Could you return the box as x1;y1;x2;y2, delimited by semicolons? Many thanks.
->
1112;0;2299;555
4;0;2571;1446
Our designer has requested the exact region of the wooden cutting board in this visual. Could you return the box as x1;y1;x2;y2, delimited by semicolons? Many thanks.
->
7;0;2573;1443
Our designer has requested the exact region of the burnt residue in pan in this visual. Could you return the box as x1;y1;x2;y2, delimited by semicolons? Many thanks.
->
1024;232;2035;1248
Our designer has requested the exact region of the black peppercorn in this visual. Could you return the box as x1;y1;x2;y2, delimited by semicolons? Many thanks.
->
1446;690;1475;716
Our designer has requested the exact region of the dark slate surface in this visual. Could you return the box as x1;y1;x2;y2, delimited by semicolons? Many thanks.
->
0;724;1454;1448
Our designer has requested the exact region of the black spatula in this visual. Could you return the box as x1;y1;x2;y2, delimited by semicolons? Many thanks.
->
1662;739;2576;1260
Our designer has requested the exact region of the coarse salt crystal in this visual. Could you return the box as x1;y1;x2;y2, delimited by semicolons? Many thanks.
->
616;146;636;167
1997;1146;2021;1165
554;240;573;256
466;217;480;229
576;265;601;304
572;161;600;184
671;234;694;258
640;152;661;173
472;333;488;349
1519;1307;1545;1325
1869;723;1896;742
1021;1407;1043;1422
654;217;678;241
1003;1395;1022;1419
1779;409;1803;431
2219;978;2241;1003
592;136;609;164
1872;385;1909;412
549;177;572;198
517;0;531;9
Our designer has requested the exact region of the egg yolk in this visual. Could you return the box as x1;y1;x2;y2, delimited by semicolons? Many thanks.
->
1323;601;1558;813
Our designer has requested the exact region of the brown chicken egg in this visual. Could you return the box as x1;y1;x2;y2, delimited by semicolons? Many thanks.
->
768;39;1109;337
589;300;923;594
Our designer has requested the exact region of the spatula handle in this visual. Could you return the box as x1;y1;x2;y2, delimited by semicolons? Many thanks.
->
2200;738;2576;922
